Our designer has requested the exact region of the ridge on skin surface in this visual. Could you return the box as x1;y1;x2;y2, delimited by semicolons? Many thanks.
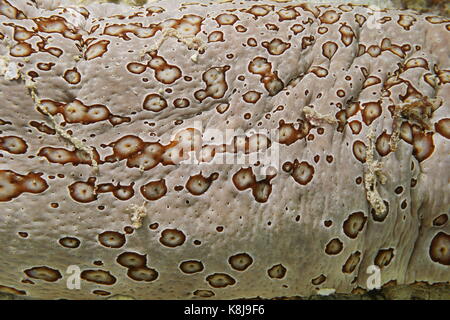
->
0;0;449;300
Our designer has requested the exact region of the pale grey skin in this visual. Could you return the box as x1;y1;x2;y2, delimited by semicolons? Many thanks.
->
0;0;448;299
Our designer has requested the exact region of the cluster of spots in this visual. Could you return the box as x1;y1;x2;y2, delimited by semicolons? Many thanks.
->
103;133;190;169
103;129;272;172
138;51;183;85
194;66;230;102
232;167;276;203
33;15;81;40
96;182;135;201
38;99;130;126
116;252;158;282
3;10;85;58
38;147;101;166
282;160;315;185
277;120;312;145
103;14;203;41
0;170;48;201
67;177;135;203
248;57;284;96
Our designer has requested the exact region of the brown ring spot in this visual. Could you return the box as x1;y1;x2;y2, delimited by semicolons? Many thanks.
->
98;231;126;248
429;232;449;266
267;264;287;279
228;253;253;271
159;228;186;248
58;236;81;248
179;260;204;274
116;252;147;268
81;269;117;285
325;238;343;255
24;266;62;282
206;273;236;288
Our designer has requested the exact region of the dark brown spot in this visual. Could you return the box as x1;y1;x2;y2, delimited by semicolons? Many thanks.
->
267;264;286;279
228;253;253;271
342;251;361;273
311;274;326;285
429;232;449;266
325;238;343;255
127;267;158;282
343;212;367;239
193;289;215;297
98;231;126;248
116;252;147;268
0;285;26;296
58;236;81;249
433;214;448;227
179;260;204;274
141;179;167;201
24;266;62;282
206;273;236;288
160;229;186;248
374;248;394;268
81;269;116;285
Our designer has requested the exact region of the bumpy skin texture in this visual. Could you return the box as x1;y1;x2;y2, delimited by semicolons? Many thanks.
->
0;0;449;299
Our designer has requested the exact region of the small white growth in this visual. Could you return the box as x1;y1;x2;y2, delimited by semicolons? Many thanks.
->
0;56;20;81
126;202;147;229
364;128;387;217
147;28;206;55
22;73;99;173
302;106;337;125
316;288;336;296
190;53;198;63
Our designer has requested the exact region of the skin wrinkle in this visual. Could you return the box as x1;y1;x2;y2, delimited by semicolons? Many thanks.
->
0;0;448;300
